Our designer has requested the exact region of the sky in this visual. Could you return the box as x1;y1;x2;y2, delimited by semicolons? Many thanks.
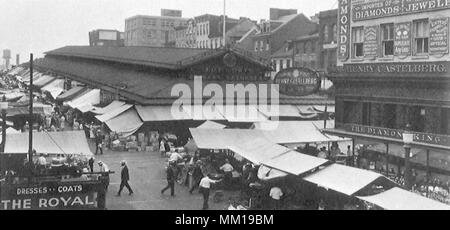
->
0;0;337;63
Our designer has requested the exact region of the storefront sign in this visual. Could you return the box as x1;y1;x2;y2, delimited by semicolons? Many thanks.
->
338;0;351;61
394;22;412;57
352;0;450;21
273;68;321;96
344;124;450;147
342;62;449;74
430;17;449;55
364;26;379;59
0;182;100;210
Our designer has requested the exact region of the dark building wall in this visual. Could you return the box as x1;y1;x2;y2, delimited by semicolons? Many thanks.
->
318;9;337;72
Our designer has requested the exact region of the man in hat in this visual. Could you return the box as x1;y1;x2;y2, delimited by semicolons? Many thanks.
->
117;160;133;196
95;130;104;155
199;174;222;210
161;162;176;197
98;161;110;191
88;157;95;173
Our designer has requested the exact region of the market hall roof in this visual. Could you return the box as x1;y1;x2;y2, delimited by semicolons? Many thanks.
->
44;46;269;70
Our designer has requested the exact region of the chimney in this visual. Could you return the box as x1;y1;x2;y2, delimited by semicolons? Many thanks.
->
16;54;20;66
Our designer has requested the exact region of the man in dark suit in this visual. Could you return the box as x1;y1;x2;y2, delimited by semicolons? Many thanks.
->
161;162;176;197
117;160;134;196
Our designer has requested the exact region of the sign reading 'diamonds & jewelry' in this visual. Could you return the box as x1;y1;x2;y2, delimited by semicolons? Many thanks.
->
394;22;412;57
274;68;321;97
338;0;351;61
430;17;449;55
352;0;450;21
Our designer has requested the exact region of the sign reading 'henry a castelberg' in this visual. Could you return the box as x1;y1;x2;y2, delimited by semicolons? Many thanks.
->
274;67;321;97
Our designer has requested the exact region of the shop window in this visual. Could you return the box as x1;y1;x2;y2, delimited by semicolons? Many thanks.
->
362;102;372;126
352;27;364;58
413;19;429;55
287;59;291;68
323;25;329;43
381;23;394;57
407;106;425;132
343;101;357;124
332;24;337;43
441;108;450;135
383;104;397;129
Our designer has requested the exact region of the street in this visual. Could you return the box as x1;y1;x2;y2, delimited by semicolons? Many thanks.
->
94;148;237;210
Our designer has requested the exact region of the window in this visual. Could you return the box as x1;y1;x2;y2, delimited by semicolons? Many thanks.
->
266;40;270;51
332;24;337;43
287;59;291;68
260;40;264;51
323;25;329;43
311;41;317;53
352;27;364;58
381;23;394;57
414;19;429;55
254;41;258;51
362;102;372;126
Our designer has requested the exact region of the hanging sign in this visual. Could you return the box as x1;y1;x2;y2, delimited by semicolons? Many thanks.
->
364;26;379;59
394;22;412;57
338;0;351;61
430;17;449;55
274;67;321;96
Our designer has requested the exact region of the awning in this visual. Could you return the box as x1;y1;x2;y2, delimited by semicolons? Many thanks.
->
56;86;87;102
254;121;350;145
105;108;143;137
136;105;191;122
65;89;100;110
33;75;56;88
297;106;317;114
7;67;24;75
228;138;290;165
313;105;336;113
41;79;65;99
218;105;268;122
22;72;43;83
258;165;289;181
7;103;53;117
197;121;226;129
95;104;134;122
303;164;383;196
90;100;126;115
4;131;93;156
257;105;302;118
189;128;263;150
4;91;26;102
357;187;450;210
182;104;226;120
263;151;329;176
184;138;198;153
6;127;20;134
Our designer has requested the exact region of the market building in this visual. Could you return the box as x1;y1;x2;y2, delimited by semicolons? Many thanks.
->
326;0;450;186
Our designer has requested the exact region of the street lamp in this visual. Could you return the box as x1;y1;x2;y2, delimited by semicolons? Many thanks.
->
403;123;414;190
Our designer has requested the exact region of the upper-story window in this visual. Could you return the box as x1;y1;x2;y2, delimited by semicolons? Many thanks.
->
323;25;329;43
312;41;317;53
260;40;264;51
332;24;337;43
413;19;429;55
381;23;394;57
266;40;270;51
352;27;364;58
254;41;258;51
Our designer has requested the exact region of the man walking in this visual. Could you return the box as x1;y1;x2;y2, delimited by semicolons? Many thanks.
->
95;130;104;155
117;160;134;196
199;174;222;210
88;157;95;173
161;162;176;197
98;161;110;191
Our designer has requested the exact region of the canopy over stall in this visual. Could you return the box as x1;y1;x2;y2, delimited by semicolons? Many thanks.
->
90;100;126;115
7;103;53;117
228;138;290;165
258;165;289;181
4;131;93;156
218;105;268;122
136;105;191;122
197;120;226;129
357;187;450;210
257;105;302;118
263;151;329;176
303;164;384;196
189;128;263;150
41;79;65;99
104;107;143;137
182;105;226;121
56;86;87;102
95;104;134;122
64;89;100;111
33;75;56;88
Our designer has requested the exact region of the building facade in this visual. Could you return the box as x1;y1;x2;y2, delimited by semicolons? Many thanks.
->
327;0;450;180
125;12;188;47
175;19;197;48
318;9;338;73
89;29;125;47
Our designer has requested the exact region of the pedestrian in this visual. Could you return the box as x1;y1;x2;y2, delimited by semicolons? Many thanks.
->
199;174;222;210
161;162;176;197
98;161;110;191
269;186;284;210
346;145;353;166
160;139;166;157
117;160;134;196
88;157;95;173
189;160;203;194
95;130;104;155
60;115;66;131
220;159;234;189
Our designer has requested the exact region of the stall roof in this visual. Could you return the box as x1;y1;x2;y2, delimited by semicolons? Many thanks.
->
228;138;290;165
33;75;56;88
313;105;336;113
182;105;226;121
95;104;134;122
105;108;143;137
304;164;383;196
56;86;87;102
197;121;226;129
218;105;268;122
4;131;93;156
258;165;289;181
189;128;264;150
257;105;302;118
65;89;100;110
263;151;329;176
136;105;191;122
41;79;65;99
253;121;348;144
91;100;126;115
357;187;450;210
7;103;53;117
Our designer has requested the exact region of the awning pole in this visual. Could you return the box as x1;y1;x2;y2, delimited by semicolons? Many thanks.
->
28;53;34;174
426;149;430;198
385;143;389;176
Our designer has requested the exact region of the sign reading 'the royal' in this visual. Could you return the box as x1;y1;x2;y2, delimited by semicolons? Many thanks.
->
274;68;321;97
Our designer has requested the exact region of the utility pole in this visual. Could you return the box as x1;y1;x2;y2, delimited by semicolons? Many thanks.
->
28;54;34;173
223;0;226;47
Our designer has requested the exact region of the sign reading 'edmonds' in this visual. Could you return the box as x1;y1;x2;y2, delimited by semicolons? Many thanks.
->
352;0;450;21
338;0;351;61
274;68;321;97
